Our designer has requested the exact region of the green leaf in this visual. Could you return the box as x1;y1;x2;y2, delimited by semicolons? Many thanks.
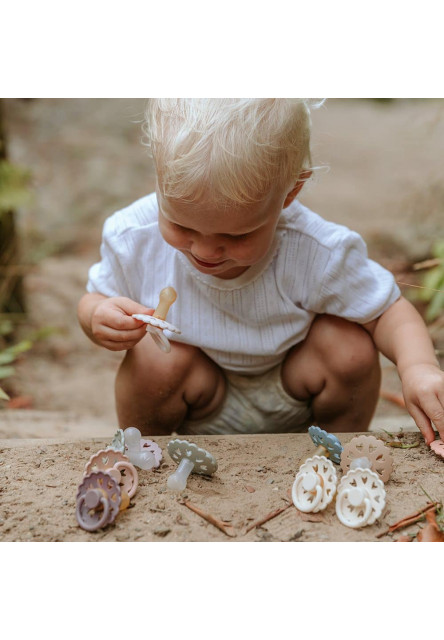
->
0;319;13;336
422;266;444;295
432;241;444;259
425;289;444;322
0;352;16;365
0;386;10;400
0;160;33;213
8;339;33;356
0;365;15;379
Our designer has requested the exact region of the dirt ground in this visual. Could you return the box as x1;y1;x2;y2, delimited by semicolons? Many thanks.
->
0;99;443;542
1;431;442;542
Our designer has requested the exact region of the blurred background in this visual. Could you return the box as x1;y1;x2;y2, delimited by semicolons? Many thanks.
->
0;98;443;438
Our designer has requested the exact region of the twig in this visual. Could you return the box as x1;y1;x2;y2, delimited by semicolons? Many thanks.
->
376;502;439;538
397;281;444;293
179;499;237;537
412;257;443;271
245;502;293;533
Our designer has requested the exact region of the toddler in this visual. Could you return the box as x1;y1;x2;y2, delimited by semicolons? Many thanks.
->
78;99;444;445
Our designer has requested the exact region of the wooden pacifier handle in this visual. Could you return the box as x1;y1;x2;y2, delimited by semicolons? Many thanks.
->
154;287;177;320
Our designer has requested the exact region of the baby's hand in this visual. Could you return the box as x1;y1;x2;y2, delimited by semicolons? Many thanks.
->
401;363;444;445
91;296;154;351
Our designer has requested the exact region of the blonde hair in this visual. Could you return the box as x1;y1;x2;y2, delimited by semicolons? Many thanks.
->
144;98;323;206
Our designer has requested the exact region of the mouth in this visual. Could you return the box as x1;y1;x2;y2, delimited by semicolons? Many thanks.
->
192;256;227;269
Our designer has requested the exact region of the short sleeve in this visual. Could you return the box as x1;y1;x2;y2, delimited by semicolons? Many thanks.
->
86;217;131;298
309;231;401;323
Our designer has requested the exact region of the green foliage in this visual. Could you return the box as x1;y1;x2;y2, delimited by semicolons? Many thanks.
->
0;319;59;401
0;159;33;215
416;241;444;323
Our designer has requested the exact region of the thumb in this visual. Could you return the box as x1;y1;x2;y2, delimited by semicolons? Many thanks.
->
112;297;154;317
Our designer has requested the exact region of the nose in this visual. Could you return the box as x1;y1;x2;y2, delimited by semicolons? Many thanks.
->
191;234;224;260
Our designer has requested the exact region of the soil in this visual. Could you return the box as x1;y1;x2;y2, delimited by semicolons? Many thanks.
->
0;98;443;542
1;431;441;542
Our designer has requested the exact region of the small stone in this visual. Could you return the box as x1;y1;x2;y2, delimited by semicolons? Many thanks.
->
267;478;275;484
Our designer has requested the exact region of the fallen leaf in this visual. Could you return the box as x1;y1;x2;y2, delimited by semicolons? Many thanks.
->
395;535;413;542
417;510;444;542
245;486;256;493
7;395;33;409
386;441;420;449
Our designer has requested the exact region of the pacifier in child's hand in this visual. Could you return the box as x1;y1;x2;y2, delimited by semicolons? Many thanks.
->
132;287;181;353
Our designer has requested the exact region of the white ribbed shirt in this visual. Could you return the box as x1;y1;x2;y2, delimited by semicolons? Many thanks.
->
87;193;400;374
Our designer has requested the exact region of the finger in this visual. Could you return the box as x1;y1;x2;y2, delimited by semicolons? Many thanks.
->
426;396;444;435
96;324;147;345
406;403;436;445
418;392;444;438
109;313;149;331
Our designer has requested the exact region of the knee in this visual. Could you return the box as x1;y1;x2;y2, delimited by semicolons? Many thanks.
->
117;339;202;393
311;315;379;382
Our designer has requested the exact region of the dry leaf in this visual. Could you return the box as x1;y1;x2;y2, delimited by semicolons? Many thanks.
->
395;535;413;542
7;395;33;409
417;510;444;542
245;486;256;493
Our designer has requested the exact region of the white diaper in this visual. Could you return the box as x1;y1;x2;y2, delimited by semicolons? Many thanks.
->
180;364;312;435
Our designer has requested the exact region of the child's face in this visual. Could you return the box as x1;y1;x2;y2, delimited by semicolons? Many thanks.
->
157;187;291;279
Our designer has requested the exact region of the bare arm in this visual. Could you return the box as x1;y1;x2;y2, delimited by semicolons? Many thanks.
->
364;296;444;444
77;292;154;351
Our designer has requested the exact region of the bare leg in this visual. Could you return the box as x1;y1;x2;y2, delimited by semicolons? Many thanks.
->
281;315;381;432
115;335;226;436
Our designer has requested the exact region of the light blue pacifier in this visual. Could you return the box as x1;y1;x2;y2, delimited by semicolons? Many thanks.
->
308;425;343;464
291;426;343;514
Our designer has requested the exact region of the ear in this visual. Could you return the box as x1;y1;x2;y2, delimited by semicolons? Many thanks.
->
283;170;312;208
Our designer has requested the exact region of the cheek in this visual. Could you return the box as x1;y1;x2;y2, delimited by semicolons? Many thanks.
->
232;234;271;261
229;240;263;262
159;224;189;249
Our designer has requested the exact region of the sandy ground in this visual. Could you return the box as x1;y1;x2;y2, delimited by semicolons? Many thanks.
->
1;431;441;542
0;99;443;542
